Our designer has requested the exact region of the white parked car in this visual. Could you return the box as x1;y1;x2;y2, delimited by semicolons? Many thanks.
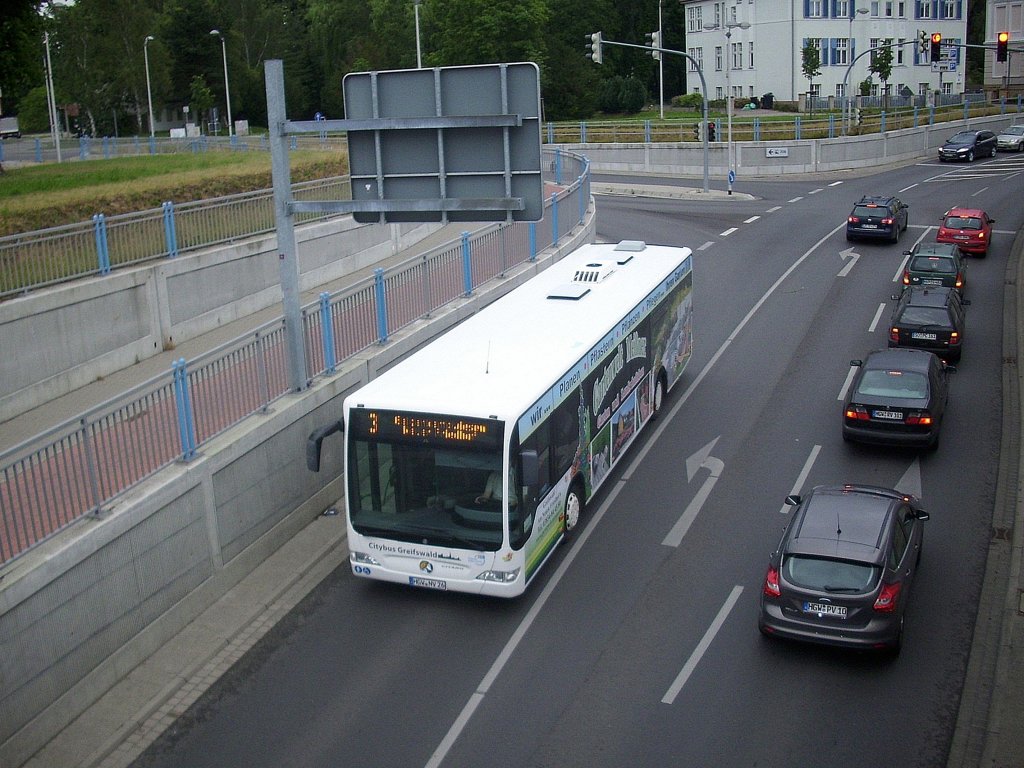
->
997;124;1024;152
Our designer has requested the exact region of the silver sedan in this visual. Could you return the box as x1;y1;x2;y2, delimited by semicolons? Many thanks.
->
997;124;1024;151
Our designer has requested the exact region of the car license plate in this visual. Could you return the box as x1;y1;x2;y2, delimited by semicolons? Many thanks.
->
409;576;447;590
923;278;942;285
873;409;903;420
862;224;878;229
954;235;969;240
912;332;938;340
803;602;847;618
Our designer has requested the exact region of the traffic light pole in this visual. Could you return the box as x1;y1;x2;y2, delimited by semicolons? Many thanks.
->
586;36;711;194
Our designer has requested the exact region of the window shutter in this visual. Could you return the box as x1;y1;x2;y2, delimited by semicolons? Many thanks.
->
804;0;811;17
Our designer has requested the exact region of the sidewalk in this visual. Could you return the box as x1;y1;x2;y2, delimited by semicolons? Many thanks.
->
10;191;1024;768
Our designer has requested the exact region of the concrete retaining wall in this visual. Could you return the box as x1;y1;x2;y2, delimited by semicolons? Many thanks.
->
0;209;595;768
0;217;441;423
566;113;1016;177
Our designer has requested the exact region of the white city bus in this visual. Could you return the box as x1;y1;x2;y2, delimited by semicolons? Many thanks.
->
315;240;693;596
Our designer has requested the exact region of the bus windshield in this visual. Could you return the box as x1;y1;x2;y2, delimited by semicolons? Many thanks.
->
347;410;508;551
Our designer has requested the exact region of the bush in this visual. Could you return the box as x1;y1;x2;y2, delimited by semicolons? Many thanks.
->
671;92;705;111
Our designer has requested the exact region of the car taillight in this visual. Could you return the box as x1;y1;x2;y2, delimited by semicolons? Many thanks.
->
874;582;901;612
950;331;960;345
890;327;900;343
848;216;859;224
902;270;911;286
905;411;933;425
763;565;781;597
955;274;963;289
845;405;870;421
881;217;894;225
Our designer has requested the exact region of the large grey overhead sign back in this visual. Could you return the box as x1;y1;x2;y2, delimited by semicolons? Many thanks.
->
342;62;543;224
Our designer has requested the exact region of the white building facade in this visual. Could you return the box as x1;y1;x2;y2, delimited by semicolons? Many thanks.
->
680;0;969;103
984;0;1023;96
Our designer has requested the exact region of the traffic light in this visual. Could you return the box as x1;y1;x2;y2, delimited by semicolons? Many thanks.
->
707;122;717;142
930;32;942;60
585;31;603;64
918;30;929;55
646;30;662;60
855;107;863;126
997;31;1009;62
693;122;703;141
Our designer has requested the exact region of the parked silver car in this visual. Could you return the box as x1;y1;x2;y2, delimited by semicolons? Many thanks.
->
997;125;1024;152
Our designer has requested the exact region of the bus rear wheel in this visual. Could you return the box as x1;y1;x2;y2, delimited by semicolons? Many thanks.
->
652;372;666;418
564;483;585;534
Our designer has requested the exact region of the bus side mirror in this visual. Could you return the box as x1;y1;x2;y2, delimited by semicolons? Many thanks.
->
306;420;344;472
519;449;539;486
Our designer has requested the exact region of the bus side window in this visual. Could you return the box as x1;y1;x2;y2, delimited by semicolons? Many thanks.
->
530;421;552;494
552;400;579;481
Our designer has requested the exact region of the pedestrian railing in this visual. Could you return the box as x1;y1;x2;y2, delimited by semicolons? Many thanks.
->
0;175;351;298
0;149;591;565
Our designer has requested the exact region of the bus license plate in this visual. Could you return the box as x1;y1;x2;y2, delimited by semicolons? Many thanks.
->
409;576;447;590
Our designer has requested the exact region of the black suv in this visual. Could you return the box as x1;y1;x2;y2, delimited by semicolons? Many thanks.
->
759;484;930;655
888;286;969;363
846;195;909;243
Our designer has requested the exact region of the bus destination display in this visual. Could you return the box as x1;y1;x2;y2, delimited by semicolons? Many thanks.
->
350;409;502;449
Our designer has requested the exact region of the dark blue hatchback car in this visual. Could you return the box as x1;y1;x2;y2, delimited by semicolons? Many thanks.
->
846;195;909;243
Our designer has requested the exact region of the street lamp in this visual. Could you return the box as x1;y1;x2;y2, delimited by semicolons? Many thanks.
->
144;35;155;139
414;0;423;68
209;29;233;137
704;21;750;195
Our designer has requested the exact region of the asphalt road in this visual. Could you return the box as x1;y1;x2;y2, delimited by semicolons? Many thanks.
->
133;154;1024;768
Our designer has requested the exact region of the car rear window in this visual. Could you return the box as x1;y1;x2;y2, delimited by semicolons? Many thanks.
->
853;205;887;218
944;216;981;230
856;369;929;398
910;256;955;274
783;555;880;592
897;306;951;326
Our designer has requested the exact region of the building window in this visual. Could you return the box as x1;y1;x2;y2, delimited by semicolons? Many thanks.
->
732;42;743;69
898;1;906;16
885;1;894;16
688;47;703;72
687;5;703;33
809;83;821;96
919;1;932;19
896;38;905;64
941;81;952;94
730;5;738;23
836;38;850;65
715;45;723;71
918;81;929;95
714;2;723;27
808;0;824;17
943;0;956;17
749;41;755;68
716;86;724;100
837;0;850;15
836;82;847;98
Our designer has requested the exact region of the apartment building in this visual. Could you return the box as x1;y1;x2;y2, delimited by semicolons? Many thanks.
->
985;0;1023;96
679;0;969;103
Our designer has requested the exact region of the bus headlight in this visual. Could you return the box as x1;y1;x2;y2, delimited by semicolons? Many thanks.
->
351;551;382;566
477;567;521;584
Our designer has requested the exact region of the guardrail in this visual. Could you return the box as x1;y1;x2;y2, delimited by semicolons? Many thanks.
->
0;175;351;299
0;149;591;565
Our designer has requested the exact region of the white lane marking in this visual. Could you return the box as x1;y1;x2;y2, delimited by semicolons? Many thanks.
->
808;188;823;194
898;183;918;193
429;215;847;768
837;247;860;277
744;216;761;224
837;364;859;403
788;196;803;203
778;445;822;514
766;205;782;213
662;454;724;547
697;241;714;251
869;302;887;333
828;181;844;187
662;586;744;704
720;227;739;236
971;186;988;197
892;252;912;283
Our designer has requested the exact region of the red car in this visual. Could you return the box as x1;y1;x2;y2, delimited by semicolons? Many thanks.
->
936;207;995;257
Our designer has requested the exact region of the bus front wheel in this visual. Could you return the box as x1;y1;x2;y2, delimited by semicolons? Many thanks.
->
564;483;585;534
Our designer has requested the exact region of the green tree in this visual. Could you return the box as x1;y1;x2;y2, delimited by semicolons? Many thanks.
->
801;42;821;115
426;0;548;68
869;44;894;109
0;0;44;116
14;85;50;132
189;74;215;132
